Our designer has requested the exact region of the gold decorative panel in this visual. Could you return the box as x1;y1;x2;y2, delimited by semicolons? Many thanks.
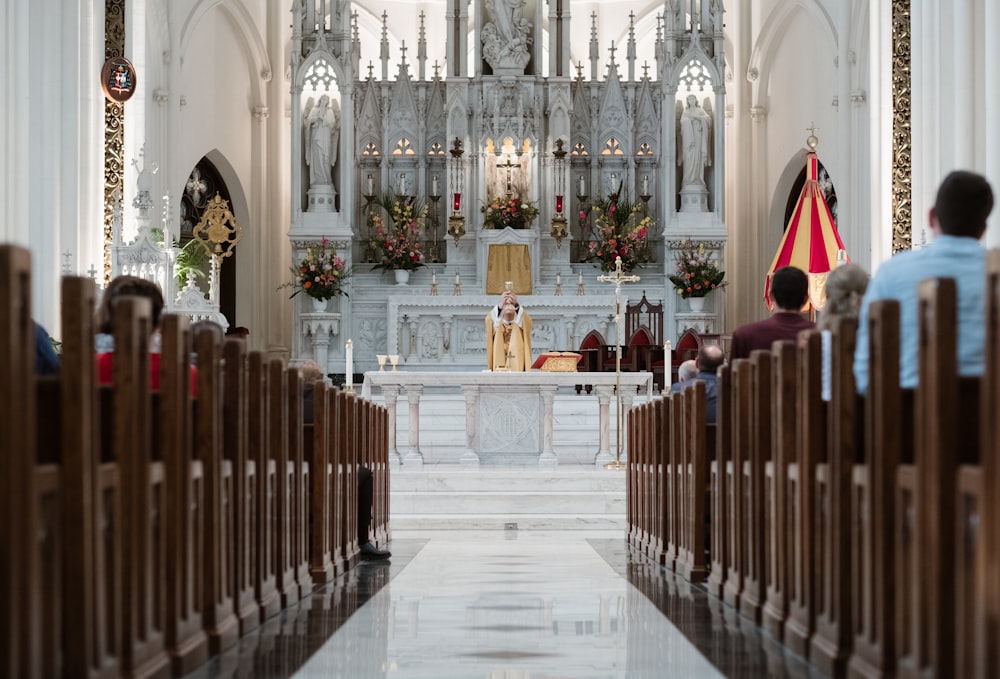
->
891;0;912;253
103;0;126;282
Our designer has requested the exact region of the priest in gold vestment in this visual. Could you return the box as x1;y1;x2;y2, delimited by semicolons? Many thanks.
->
485;291;533;371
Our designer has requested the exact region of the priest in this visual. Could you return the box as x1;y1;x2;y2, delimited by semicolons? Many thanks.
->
485;289;533;371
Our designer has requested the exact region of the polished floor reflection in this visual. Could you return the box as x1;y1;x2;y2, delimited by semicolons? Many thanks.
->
184;531;827;678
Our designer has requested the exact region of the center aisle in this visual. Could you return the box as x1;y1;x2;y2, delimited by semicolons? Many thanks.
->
291;531;723;678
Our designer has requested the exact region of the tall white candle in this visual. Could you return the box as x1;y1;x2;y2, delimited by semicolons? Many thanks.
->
578;272;583;285
578;175;585;196
345;339;354;388
643;174;649;194
367;174;374;195
399;174;407;195
556;272;561;285
455;271;460;285
432;175;439;196
665;340;672;391
432;271;437;285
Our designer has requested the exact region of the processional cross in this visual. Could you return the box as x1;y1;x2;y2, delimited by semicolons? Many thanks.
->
597;256;640;469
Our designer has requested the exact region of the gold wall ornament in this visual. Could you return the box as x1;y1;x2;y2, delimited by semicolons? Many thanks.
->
891;0;912;253
102;0;126;283
192;193;244;258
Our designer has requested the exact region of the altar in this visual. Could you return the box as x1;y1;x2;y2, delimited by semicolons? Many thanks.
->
361;371;653;469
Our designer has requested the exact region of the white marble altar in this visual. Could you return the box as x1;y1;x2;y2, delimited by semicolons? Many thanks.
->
362;371;652;470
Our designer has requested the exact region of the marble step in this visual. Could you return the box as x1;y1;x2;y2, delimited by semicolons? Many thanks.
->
389;468;625;531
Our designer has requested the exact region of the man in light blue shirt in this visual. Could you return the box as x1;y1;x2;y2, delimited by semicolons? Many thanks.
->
854;170;994;393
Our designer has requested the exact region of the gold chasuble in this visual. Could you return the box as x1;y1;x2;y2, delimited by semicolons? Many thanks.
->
485;308;533;371
486;244;532;294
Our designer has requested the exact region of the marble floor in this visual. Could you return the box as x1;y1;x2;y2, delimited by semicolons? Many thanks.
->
184;530;827;679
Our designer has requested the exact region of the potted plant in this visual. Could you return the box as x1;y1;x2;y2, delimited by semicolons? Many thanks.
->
371;191;426;283
282;237;350;311
481;196;539;230
668;241;726;311
583;192;652;273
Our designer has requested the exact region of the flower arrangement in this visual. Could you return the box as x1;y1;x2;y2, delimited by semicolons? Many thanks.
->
583;193;652;272
283;237;350;300
481;196;539;230
667;241;726;298
372;192;427;272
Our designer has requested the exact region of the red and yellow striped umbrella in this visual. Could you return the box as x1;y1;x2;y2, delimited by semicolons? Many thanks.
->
763;151;848;311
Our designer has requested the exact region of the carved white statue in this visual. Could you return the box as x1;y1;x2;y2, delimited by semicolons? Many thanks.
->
482;0;532;72
304;94;340;188
677;94;712;187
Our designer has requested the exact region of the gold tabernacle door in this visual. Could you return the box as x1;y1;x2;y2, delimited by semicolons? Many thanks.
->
486;243;531;294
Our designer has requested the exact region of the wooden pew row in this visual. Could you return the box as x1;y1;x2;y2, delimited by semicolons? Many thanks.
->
627;262;1000;678
0;244;389;677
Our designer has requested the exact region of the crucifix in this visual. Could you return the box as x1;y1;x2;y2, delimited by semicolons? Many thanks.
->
597;255;641;470
496;154;520;197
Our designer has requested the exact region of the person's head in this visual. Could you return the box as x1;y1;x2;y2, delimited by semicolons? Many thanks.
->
930;170;994;239
678;359;698;382
818;264;870;330
96;275;165;334
299;360;325;384
687;94;697;108
696;344;725;374
501;302;518;322
769;266;809;312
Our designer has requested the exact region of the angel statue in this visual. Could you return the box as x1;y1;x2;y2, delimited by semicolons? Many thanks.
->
677;94;713;188
481;0;532;72
303;94;341;189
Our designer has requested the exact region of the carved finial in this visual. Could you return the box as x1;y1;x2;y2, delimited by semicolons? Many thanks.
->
576;61;584;79
433;60;440;78
399;41;408;64
368;61;374;79
806;122;819;150
608;41;617;65
642;62;650;79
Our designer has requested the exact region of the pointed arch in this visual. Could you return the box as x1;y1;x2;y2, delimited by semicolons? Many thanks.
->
179;0;272;104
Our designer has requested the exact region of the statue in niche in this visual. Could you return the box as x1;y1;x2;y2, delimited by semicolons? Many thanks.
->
482;0;532;73
303;94;340;188
677;94;712;188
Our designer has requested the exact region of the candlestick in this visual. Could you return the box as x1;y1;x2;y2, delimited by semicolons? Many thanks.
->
345;339;354;388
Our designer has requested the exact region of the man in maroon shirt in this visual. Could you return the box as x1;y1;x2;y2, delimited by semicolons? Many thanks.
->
730;266;814;360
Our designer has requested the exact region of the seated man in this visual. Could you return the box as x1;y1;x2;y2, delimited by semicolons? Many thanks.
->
730;266;814;360
694;344;725;424
669;359;698;393
485;290;533;371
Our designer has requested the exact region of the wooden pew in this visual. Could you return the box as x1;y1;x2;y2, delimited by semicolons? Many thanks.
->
810;317;859;675
784;330;824;657
763;340;797;640
706;364;731;598
248;351;281;622
848;299;903;677
109;296;171;678
286;368;313;601
678;380;710;582
977;249;1000;679
740;349;773;623
308;381;336;583
271;360;300;608
723;358;751;608
194;324;240;654
159;313;209;674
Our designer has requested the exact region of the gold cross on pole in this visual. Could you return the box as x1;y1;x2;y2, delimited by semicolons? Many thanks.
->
596;256;640;470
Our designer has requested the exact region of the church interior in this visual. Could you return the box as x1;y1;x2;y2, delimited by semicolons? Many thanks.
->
4;0;1000;677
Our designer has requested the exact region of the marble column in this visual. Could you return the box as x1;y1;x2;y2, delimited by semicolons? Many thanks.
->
403;385;424;468
619;390;635;460
460;385;480;468
538;385;558;469
594;385;614;467
383;385;401;470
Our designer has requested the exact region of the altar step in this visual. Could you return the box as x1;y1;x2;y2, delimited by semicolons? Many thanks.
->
389;468;626;531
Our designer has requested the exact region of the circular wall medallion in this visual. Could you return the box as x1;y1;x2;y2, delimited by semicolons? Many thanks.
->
101;57;137;103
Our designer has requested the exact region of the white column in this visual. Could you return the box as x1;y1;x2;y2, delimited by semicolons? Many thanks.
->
594;385;614;467
460;385;480;468
538;386;558;469
403;385;424;468
383;385;401;470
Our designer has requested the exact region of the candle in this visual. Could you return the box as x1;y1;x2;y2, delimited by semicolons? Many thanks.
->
432;272;437;285
399;174;407;195
453;192;462;211
432;175;439;196
665;340;673;391
578;272;583;285
642;174;649;195
455;272;460;285
555;195;564;214
578;175;585;196
367;173;374;195
556;272;561;285
345;339;354;388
